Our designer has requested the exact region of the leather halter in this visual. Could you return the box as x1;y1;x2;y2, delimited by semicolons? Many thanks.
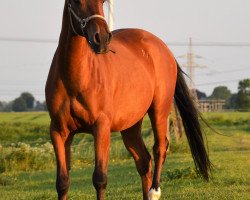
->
67;2;107;36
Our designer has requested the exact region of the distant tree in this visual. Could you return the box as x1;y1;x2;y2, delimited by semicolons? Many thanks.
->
195;89;207;100
34;101;47;111
2;102;13;112
12;97;27;112
0;101;11;112
21;92;35;109
43;101;47;111
0;101;3;111
236;79;250;110
209;86;231;100
227;94;237;109
238;79;250;94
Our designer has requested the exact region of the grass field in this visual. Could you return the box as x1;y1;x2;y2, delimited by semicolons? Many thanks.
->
0;112;249;199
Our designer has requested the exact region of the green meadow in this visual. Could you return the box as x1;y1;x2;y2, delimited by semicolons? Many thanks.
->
0;112;249;199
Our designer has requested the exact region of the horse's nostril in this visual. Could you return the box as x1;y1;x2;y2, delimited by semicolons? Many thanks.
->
94;33;101;45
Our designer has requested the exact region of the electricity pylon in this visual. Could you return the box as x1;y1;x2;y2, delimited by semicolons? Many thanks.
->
169;38;206;144
178;38;206;91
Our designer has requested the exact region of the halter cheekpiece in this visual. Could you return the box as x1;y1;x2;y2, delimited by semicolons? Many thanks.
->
68;2;107;36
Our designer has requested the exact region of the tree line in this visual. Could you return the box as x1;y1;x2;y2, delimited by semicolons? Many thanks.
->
0;79;249;112
0;92;46;112
196;79;250;111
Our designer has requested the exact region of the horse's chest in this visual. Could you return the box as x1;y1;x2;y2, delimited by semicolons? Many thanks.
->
69;96;94;126
69;89;111;128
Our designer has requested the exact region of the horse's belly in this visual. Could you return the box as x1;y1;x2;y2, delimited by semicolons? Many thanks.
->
110;82;154;132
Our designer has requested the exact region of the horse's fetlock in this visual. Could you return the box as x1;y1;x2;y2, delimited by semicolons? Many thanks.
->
93;172;108;190
56;175;69;194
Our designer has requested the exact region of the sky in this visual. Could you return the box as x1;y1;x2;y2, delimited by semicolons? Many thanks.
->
0;0;250;101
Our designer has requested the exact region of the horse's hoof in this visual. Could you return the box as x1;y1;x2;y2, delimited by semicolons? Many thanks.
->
148;187;161;200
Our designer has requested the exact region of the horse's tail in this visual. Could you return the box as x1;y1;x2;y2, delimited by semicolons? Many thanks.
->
174;62;212;180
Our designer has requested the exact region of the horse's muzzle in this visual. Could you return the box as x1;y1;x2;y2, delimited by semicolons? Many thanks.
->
89;31;112;54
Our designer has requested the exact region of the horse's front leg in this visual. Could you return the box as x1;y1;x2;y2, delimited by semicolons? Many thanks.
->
92;114;111;200
50;124;70;200
65;134;74;171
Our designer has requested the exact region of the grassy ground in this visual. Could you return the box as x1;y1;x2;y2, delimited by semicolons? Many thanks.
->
0;112;249;199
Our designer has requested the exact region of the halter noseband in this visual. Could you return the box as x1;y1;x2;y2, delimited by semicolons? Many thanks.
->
68;2;107;36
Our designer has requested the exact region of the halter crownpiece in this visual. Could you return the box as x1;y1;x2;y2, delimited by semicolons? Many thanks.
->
68;2;107;36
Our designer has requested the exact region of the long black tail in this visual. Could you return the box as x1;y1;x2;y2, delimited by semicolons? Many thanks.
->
174;62;212;180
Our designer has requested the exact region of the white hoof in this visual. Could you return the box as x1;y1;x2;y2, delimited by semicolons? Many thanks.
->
148;187;161;200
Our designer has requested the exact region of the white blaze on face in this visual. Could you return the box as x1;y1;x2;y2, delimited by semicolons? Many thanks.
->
149;187;161;200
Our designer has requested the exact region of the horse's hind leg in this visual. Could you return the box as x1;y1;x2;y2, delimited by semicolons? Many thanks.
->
121;120;152;200
148;100;172;200
50;125;70;200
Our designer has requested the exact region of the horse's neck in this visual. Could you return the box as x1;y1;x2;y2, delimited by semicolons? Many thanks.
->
57;2;90;66
58;2;70;46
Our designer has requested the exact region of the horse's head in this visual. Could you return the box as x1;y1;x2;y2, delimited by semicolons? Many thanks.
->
67;0;112;54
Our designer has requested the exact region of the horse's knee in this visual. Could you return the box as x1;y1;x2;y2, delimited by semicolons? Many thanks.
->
92;170;108;191
56;174;69;196
136;153;152;177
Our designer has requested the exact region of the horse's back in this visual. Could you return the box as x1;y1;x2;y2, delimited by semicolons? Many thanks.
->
111;28;177;91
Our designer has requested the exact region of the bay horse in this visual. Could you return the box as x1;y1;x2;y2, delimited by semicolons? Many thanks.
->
45;0;211;200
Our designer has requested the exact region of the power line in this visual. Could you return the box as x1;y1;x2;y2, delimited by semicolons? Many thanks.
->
0;37;57;44
1;36;250;47
197;79;244;86
167;42;250;47
197;67;250;76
